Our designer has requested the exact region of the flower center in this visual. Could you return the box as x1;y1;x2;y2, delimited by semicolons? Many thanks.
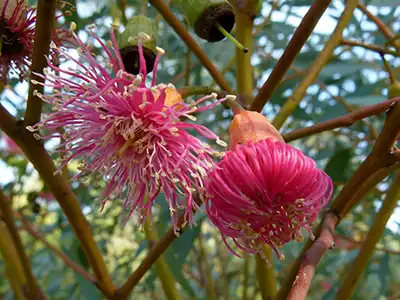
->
0;21;24;54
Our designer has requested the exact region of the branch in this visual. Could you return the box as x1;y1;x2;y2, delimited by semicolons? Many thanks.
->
234;0;257;106
336;171;400;298
148;0;234;94
276;103;400;300
0;190;46;299
332;103;400;217
16;212;96;284
286;213;338;300
177;86;227;98
251;0;332;112
282;97;400;142
24;0;57;126
357;2;400;51
241;254;250;300
118;194;201;297
0;104;116;299
271;0;358;130
341;39;399;56
256;245;277;299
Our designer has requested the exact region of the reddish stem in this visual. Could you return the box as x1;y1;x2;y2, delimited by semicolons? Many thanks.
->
287;213;338;300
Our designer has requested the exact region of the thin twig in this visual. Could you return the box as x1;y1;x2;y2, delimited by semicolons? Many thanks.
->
24;0;57;126
341;39;399;56
148;0;234;94
0;190;46;299
143;218;182;300
251;0;332;112
16;212;96;284
357;2;400;51
282;97;400;142
118;194;202;297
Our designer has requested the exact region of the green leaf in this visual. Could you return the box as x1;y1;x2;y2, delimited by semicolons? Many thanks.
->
324;147;353;182
378;254;390;296
163;248;196;297
346;95;386;106
62;240;101;300
368;0;398;7
320;62;374;78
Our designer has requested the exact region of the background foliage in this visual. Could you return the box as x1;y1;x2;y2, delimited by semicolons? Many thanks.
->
0;0;399;299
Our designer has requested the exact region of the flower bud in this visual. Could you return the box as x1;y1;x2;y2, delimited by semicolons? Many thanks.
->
118;16;158;74
228;110;283;149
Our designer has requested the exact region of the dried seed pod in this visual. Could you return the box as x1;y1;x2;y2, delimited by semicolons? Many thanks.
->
176;0;235;42
118;16;157;74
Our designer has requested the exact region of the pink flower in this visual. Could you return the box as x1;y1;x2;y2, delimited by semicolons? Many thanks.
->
28;26;228;229
205;111;333;258
0;0;70;79
0;0;36;78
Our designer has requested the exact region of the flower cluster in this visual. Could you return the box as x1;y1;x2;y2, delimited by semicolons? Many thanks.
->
26;16;333;259
205;111;333;258
28;26;228;229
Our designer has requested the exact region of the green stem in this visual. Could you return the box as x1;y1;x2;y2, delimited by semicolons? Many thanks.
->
216;23;248;53
235;5;254;106
0;221;27;300
241;254;249;300
144;219;182;300
198;227;217;300
0;190;46;299
256;245;277;299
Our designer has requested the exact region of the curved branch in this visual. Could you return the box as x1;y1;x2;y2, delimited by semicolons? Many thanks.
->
0;190;46;299
357;2;400;51
16;212;96;284
283;97;400;142
118;194;201;297
0;104;116;299
341;39;399;56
